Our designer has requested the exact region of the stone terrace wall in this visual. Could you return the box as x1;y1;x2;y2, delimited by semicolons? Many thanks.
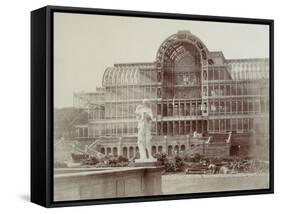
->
54;167;163;201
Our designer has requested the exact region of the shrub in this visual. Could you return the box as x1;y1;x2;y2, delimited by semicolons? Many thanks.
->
155;153;185;173
97;155;129;167
81;156;99;165
155;153;168;165
191;153;202;162
174;155;185;171
117;155;129;163
108;156;129;167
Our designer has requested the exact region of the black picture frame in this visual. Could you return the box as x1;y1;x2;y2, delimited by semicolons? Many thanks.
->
31;5;274;208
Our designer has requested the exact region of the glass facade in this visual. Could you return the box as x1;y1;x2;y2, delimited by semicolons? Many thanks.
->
73;31;269;149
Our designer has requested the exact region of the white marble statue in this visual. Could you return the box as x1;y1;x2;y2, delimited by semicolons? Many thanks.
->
135;99;154;161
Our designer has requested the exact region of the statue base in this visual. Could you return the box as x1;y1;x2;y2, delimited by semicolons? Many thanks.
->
132;158;160;167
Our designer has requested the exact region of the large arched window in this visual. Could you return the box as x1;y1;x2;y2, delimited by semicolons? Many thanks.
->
156;32;208;100
162;42;202;99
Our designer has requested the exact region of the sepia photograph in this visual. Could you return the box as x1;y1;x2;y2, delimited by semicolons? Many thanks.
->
52;11;271;202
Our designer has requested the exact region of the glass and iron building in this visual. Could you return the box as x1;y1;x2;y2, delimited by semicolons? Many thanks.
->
72;31;269;159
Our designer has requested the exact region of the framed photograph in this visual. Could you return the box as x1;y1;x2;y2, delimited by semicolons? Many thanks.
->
31;5;274;207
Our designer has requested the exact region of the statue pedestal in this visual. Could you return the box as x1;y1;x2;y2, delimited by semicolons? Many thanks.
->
133;158;160;167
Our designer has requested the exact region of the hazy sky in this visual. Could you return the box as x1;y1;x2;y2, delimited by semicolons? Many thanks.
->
54;12;269;108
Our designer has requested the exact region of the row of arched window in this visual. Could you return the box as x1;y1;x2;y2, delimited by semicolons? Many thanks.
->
99;144;187;158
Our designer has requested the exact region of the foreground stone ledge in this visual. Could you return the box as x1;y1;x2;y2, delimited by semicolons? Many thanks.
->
54;166;163;201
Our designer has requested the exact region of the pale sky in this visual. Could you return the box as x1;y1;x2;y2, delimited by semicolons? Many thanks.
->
54;12;269;108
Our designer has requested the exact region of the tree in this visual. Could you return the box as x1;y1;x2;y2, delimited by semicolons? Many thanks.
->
54;107;88;139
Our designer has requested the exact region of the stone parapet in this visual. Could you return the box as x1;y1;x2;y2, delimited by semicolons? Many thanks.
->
54;166;163;201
